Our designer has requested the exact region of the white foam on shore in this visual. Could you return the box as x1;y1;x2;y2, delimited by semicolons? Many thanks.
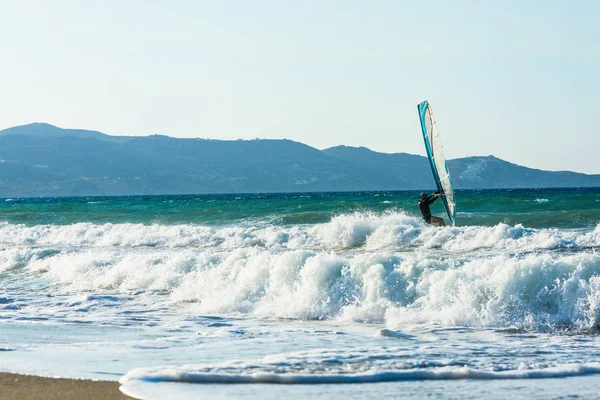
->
120;360;600;385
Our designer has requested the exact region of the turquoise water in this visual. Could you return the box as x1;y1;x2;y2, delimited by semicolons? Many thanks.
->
3;188;600;228
1;188;600;399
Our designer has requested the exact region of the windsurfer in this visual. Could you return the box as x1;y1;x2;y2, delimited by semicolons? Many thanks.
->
418;192;446;227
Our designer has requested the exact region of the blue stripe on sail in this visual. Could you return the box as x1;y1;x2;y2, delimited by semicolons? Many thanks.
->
417;102;439;179
417;100;441;191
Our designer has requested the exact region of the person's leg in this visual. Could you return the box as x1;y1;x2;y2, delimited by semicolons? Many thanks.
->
430;216;445;227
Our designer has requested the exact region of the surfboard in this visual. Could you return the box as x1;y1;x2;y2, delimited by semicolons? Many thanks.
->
417;100;456;226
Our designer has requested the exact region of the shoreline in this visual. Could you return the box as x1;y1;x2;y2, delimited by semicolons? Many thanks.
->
0;372;136;400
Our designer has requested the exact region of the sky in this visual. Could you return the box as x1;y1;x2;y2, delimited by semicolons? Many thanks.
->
1;0;599;173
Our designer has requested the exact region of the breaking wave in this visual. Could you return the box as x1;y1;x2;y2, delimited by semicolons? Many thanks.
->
1;212;599;252
2;212;600;331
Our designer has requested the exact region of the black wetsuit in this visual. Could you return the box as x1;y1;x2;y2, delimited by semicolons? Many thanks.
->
418;194;439;223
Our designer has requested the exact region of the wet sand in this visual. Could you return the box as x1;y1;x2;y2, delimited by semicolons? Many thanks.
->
0;372;136;400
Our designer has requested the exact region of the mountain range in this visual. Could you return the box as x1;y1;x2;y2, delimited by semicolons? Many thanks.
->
1;123;599;197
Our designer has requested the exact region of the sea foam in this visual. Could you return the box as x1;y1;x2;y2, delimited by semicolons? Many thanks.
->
120;349;600;384
2;213;600;331
0;213;597;252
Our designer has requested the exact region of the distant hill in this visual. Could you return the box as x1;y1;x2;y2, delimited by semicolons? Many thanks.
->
326;146;600;189
0;123;599;197
0;122;131;142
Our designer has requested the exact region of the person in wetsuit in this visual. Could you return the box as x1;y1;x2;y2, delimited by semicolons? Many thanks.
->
418;191;446;227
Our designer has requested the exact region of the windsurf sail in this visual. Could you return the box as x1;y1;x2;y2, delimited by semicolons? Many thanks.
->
417;100;456;225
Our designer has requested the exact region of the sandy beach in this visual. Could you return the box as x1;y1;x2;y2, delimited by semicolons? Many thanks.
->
0;372;135;400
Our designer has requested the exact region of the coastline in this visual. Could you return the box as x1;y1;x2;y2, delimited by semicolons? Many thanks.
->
0;372;136;400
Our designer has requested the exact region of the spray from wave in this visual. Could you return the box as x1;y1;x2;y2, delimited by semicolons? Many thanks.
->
2;212;600;331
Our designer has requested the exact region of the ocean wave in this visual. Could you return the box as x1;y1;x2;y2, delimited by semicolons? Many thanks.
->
4;245;600;331
0;212;598;253
120;351;600;384
2;213;600;331
121;365;600;384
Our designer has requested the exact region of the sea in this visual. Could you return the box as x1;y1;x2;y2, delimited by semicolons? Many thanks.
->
1;189;600;399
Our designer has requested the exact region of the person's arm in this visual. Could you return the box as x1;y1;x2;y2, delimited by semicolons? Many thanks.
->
427;192;440;205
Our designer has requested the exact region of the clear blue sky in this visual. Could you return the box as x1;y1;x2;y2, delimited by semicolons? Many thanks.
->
1;0;598;173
